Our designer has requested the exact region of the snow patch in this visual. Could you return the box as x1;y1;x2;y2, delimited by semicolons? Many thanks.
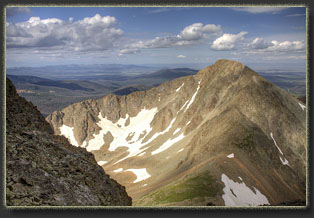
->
151;133;185;155
176;83;184;92
184;80;201;112
59;125;79;147
173;128;181;135
298;102;306;111
177;148;184;153
270;132;283;155
221;174;270;206
113;168;123;173
280;156;290;166
227;153;234;158
125;168;151;183
238;176;243;181
270;132;290;166
97;160;108;165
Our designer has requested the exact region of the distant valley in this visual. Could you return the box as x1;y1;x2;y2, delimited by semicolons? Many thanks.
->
7;66;198;116
7;64;305;117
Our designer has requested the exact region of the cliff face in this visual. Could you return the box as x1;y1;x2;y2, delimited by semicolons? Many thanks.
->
6;78;132;206
46;60;306;206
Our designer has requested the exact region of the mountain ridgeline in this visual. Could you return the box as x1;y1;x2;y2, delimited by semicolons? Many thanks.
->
46;60;306;206
6;78;132;206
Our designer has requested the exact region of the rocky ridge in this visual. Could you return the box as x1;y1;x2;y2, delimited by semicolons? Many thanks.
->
6;78;132;206
47;60;306;206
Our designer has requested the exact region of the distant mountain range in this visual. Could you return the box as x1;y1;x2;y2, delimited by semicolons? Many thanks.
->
6;64;158;80
7;75;94;92
46;60;306;206
7;67;199;116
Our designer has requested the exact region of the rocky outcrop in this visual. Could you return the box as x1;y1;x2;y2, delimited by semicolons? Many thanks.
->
47;60;306;206
6;78;132;206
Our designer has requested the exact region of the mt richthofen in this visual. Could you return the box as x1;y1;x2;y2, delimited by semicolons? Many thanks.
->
45;59;306;206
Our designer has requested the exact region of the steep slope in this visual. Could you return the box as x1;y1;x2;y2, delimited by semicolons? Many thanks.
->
6;78;132;206
47;60;306;206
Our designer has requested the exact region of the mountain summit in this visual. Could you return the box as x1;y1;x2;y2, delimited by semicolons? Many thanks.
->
47;59;306;206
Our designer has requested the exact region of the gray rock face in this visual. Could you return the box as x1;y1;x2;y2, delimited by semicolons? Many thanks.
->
6;78;132;206
46;60;306;206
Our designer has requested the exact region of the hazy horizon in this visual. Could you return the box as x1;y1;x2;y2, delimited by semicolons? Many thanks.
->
6;6;306;71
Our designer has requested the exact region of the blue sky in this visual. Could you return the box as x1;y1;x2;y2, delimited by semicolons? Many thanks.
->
6;6;306;70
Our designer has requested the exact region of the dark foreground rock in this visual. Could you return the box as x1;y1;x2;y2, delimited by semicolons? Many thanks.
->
6;78;132;206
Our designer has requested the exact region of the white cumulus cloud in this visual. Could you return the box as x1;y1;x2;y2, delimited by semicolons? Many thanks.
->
250;37;273;49
249;37;305;52
6;14;124;52
179;23;222;41
268;40;305;51
211;31;248;50
122;22;221;53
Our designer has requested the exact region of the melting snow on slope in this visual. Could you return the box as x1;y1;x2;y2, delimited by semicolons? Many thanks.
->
178;80;201;113
298;102;306;111
176;83;184;92
221;174;270;206
184;80;201;112
60;125;79;147
85;107;158;157
83;106;186;163
125;168;151;183
227;153;234;158
270;132;290;166
151;133;185;155
270;133;283;155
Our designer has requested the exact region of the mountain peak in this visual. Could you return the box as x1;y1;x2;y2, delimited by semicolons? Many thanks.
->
46;60;306;206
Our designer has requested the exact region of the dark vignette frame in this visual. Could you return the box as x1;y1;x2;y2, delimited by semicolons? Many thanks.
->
0;0;312;217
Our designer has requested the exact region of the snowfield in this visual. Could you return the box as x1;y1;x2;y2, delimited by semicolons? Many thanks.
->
80;107;159;160
60;124;79;147
221;173;270;206
125;168;151;183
